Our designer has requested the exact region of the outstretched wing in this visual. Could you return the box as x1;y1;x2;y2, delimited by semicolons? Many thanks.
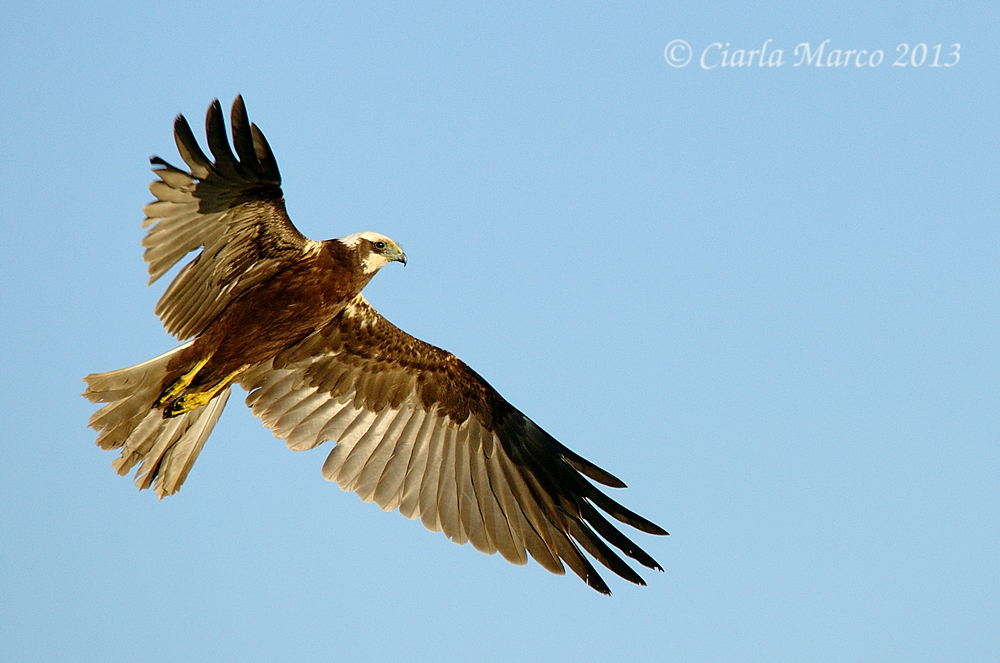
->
239;295;667;594
142;96;309;340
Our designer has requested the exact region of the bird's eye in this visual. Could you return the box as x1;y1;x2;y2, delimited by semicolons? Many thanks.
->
374;241;386;250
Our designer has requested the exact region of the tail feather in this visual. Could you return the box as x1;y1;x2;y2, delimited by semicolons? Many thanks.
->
83;342;230;498
112;390;230;496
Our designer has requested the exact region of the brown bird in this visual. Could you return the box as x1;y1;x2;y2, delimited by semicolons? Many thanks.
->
83;96;667;594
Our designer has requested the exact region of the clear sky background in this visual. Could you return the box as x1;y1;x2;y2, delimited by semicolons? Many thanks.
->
1;2;997;661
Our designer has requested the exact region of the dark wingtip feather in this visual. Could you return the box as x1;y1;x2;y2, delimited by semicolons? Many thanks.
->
250;123;280;182
564;455;627;488
149;156;188;175
585;486;670;536
587;572;613;596
546;431;627;488
204;99;240;175
579;501;664;571
172;114;213;177
569;520;647;586
229;95;259;173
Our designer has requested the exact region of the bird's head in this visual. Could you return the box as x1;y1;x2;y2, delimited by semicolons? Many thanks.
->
337;231;407;275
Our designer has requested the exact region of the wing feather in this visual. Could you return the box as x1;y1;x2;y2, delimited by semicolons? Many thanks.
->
398;410;436;519
417;422;447;532
245;366;295;416
273;389;328;442
238;294;666;593
469;433;509;557
205;99;240;176
436;425;467;545
320;409;375;481
230;97;259;168
284;398;349;452
148;180;191;204
337;406;399;492
172;113;212;177
484;452;529;565
373;406;426;511
354;406;413;502
495;452;562;571
455;425;492;554
259;382;314;429
317;400;365;445
329;409;384;488
142;96;309;340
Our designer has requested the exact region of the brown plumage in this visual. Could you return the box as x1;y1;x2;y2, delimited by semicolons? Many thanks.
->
83;96;667;595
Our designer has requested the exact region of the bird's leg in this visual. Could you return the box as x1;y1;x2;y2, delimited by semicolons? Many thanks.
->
155;355;212;408
164;367;245;417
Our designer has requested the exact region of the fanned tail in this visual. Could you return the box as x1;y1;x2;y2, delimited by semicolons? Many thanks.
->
83;343;230;498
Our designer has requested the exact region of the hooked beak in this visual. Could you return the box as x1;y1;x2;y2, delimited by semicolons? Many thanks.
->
394;249;407;266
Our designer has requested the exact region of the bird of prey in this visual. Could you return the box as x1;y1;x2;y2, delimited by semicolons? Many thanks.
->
83;96;667;594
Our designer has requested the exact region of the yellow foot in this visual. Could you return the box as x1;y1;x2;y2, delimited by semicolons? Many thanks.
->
155;355;211;408
163;368;244;417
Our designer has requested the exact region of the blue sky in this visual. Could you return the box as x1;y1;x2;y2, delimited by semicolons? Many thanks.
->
1;2;997;661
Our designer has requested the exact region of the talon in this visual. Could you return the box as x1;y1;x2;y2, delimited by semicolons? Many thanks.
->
166;391;213;416
162;367;245;417
155;355;211;407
